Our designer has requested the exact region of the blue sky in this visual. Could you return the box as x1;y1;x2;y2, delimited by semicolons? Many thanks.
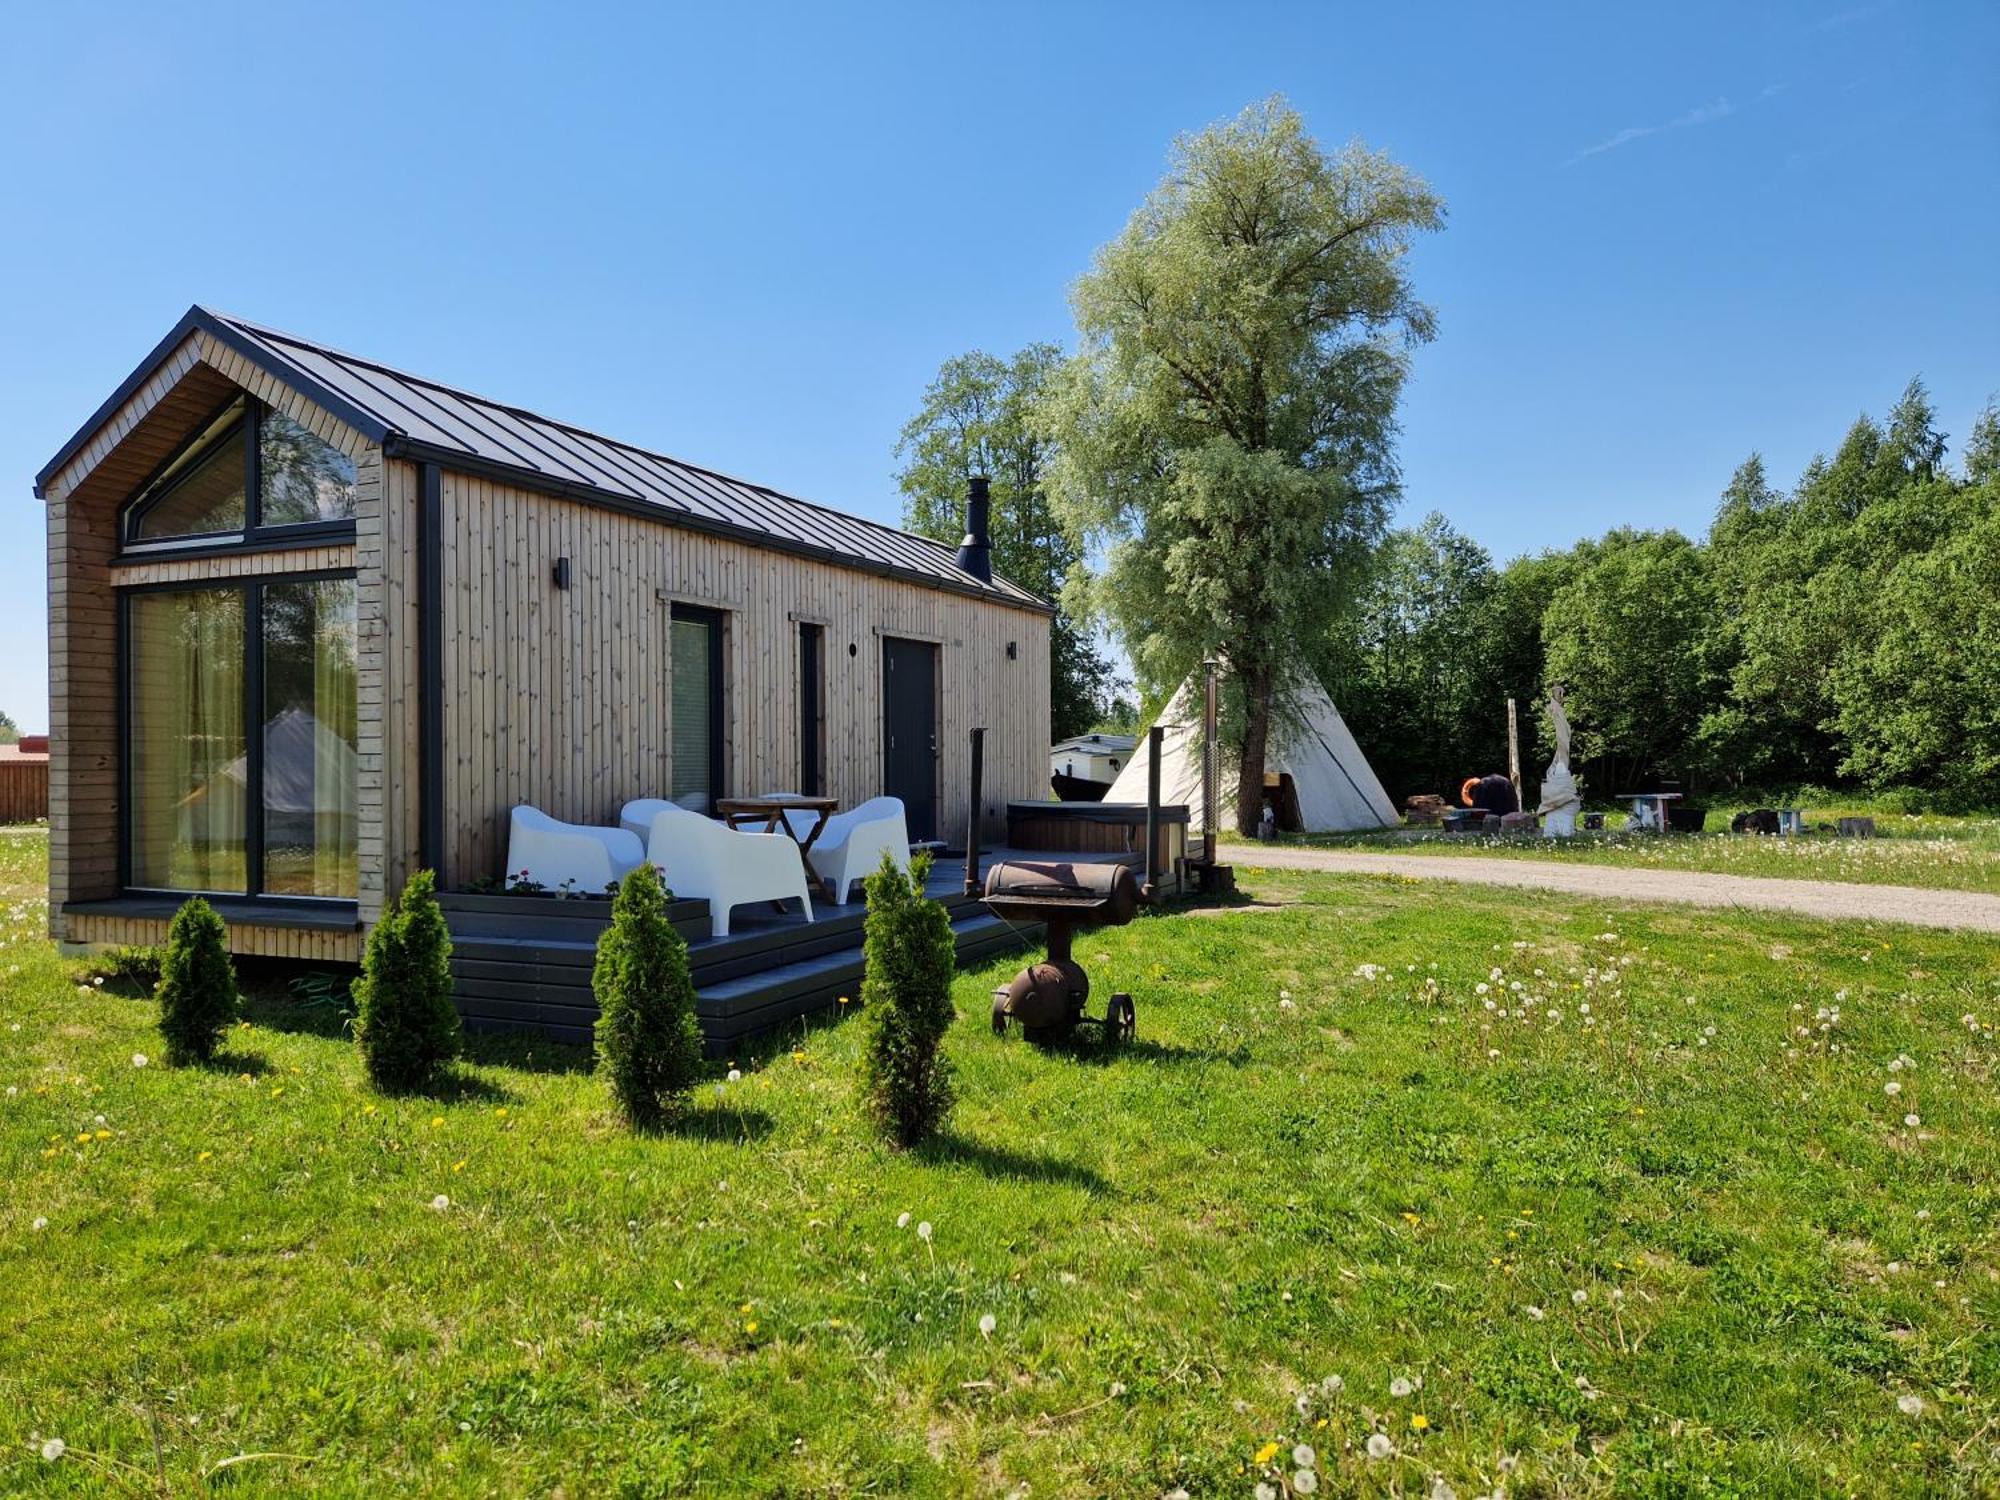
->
2;0;1995;732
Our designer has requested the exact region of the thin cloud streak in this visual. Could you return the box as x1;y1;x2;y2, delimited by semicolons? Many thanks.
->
1564;97;1735;167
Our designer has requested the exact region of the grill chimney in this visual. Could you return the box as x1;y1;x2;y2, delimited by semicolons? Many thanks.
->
955;475;992;583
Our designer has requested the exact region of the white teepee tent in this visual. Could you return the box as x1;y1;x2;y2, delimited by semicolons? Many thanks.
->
1104;673;1399;834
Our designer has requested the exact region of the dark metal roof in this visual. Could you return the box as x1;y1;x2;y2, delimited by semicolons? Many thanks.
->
37;306;1051;614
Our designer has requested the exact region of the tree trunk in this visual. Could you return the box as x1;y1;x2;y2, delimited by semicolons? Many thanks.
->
1235;664;1273;834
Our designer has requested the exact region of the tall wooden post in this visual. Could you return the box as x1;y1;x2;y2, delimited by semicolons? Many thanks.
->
1202;659;1219;866
1506;697;1523;813
963;726;986;897
1142;724;1163;898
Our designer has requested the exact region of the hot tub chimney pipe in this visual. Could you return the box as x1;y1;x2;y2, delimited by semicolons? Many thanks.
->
955;476;992;582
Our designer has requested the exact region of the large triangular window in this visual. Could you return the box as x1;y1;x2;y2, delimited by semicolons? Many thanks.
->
123;397;356;549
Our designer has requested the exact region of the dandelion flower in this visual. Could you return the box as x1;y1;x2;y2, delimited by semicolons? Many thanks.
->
1253;1440;1281;1465
1904;1113;1920;1128
1319;1373;1344;1395
1366;1433;1394;1459
726;1069;742;1083
1897;1393;1925;1416
1410;1413;1430;1431
1292;1442;1317;1469
1390;1376;1414;1398
1884;1081;1901;1096
896;1212;911;1229
40;1437;65;1461
978;1313;996;1337
429;1194;450;1212
917;1220;933;1242
1293;1471;1319;1494
131;1053;148;1068
1572;1289;1588;1305
744;1320;758;1335
430;1114;445;1127
1524;1305;1545;1320
1254;1484;1278;1500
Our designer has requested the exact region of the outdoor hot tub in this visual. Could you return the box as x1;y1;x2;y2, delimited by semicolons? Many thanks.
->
1005;800;1188;885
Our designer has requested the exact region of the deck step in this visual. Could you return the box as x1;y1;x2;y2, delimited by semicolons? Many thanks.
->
446;888;1037;1054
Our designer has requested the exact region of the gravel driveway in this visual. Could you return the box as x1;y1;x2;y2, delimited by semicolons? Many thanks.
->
1237;847;2000;933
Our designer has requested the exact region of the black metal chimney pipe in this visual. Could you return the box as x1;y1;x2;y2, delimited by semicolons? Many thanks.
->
955;475;992;582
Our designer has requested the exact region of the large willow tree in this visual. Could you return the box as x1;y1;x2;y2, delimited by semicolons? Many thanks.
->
1041;97;1443;831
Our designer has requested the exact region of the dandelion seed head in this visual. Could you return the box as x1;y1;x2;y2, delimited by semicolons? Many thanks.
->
1366;1433;1394;1459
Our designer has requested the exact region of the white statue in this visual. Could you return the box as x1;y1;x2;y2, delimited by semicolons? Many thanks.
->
1536;684;1582;837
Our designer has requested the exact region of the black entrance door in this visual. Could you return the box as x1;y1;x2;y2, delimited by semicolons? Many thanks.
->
882;636;939;840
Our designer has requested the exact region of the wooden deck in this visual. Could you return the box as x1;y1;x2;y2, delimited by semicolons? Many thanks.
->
439;851;1134;1054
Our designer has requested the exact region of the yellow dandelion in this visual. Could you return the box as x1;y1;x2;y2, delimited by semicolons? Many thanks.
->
452;1159;467;1173
1401;1212;1421;1226
792;1050;806;1063
744;1320;758;1335
430;1115;444;1128
837;994;851;1005
739;1301;754;1313
75;1131;91;1144
493;1107;508;1119
197;1150;213;1162
1410;1413;1430;1431
364;1104;377;1116
95;1129;112;1140
270;1087;284;1099
1253;1440;1281;1465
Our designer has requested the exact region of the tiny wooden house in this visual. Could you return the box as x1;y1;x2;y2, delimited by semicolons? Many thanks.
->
36;308;1052;961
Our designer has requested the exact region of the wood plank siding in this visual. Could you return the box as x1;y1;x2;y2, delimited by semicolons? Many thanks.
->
43;322;1049;960
432;470;1051;886
43;336;386;950
62;912;360;963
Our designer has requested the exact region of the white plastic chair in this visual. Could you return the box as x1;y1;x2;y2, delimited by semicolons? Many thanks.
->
504;806;645;894
619;798;814;939
792;796;910;905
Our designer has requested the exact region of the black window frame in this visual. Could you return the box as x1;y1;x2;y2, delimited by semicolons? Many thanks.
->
119;396;358;554
670;602;727;807
118;568;361;909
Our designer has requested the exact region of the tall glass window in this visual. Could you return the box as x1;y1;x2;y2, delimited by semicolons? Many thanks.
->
261;580;359;896
128;590;248;892
124;577;358;900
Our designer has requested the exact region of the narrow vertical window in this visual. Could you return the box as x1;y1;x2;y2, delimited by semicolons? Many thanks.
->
670;605;725;812
798;622;824;797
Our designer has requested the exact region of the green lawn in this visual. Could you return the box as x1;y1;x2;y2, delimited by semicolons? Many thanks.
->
5;825;1999;1497
1261;806;2000;895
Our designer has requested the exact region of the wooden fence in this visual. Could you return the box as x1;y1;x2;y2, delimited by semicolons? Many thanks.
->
0;757;49;822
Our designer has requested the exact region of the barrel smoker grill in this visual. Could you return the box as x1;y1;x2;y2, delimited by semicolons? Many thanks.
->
982;859;1140;1042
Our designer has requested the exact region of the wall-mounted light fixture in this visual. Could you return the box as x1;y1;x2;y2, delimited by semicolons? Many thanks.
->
552;557;571;591
1006;640;1018;660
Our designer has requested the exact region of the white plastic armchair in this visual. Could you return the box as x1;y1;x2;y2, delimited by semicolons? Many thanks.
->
802;796;910;905
619;798;814;939
504;806;645;894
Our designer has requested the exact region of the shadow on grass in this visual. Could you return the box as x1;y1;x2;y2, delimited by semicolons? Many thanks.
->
461;1026;595;1077
914;1130;1111;1194
1015;1029;1248;1069
351;1065;519;1106
201;1047;271;1077
638;1104;776;1144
